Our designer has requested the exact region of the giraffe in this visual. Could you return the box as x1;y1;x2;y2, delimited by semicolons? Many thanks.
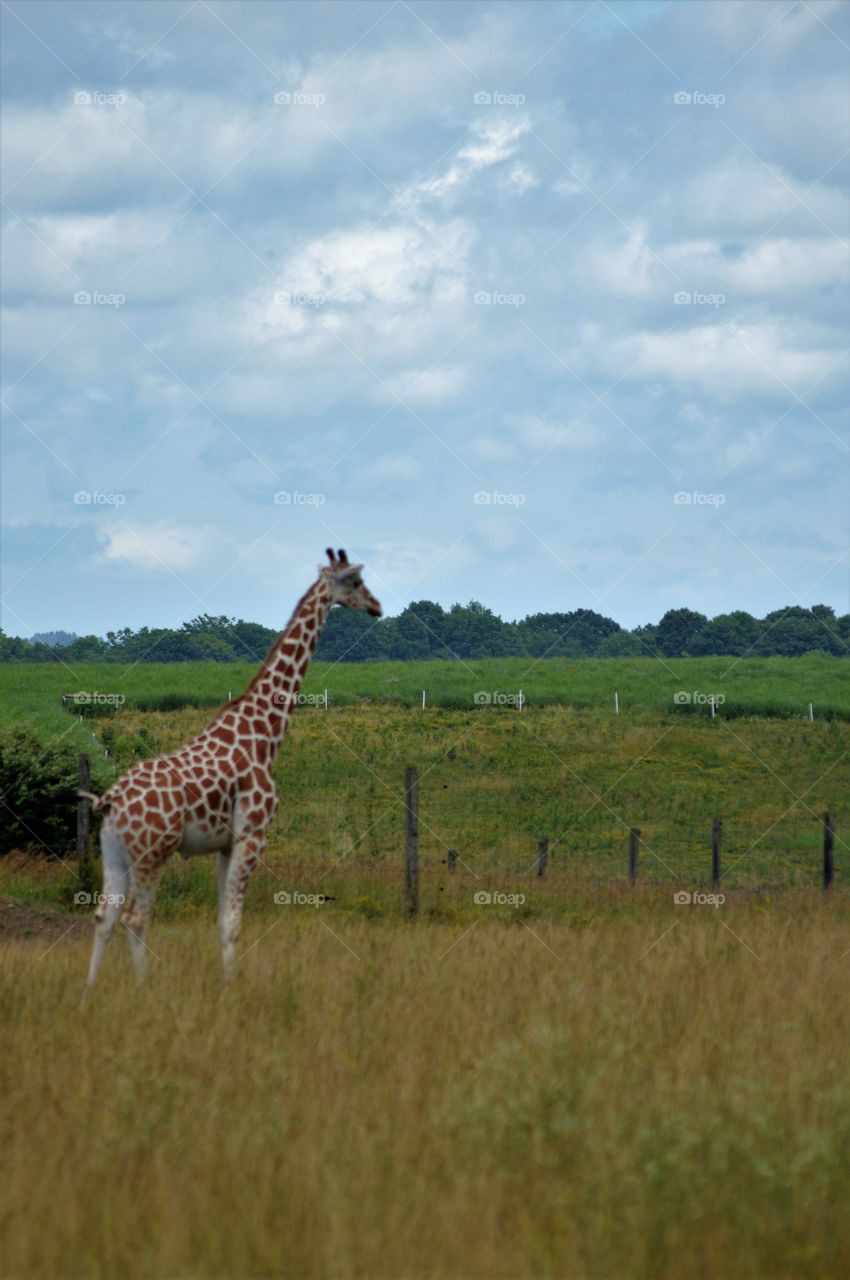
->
82;548;381;998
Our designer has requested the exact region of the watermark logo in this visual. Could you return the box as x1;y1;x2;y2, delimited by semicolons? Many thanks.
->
473;91;526;107
672;291;725;308
73;291;126;308
672;91;725;108
673;691;725;706
273;491;325;506
273;890;327;906
274;290;326;308
673;890;725;907
473;890;526;906
673;490;725;506
271;691;327;708
74;890;125;905
473;491;525;506
73;490;126;506
73;90;126;106
273;90;325;106
63;692;126;707
474;691;525;708
473;290;525;307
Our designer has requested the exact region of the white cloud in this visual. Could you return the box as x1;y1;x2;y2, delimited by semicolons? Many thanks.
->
511;414;607;457
724;237;849;295
406;117;532;205
285;222;472;307
612;322;842;400
465;435;517;463
386;367;466;406
681;156;848;236
98;522;217;572
365;454;423;484
586;222;658;297
505;163;538;194
370;536;474;604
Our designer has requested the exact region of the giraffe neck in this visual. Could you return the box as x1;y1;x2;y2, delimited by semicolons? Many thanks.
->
216;576;332;764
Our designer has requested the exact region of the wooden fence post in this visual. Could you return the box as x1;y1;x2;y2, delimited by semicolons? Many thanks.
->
711;818;722;890
629;828;640;885
823;812;835;892
404;766;419;918
536;837;548;877
77;754;92;880
447;848;457;871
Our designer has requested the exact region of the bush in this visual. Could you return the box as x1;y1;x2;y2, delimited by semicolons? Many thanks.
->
131;692;220;712
0;726;79;856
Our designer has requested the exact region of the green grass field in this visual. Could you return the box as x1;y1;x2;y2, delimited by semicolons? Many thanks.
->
1;656;848;907
4;652;848;726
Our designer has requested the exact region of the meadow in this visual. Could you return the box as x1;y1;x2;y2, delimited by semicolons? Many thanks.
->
1;655;848;900
1;655;849;1279
3;653;849;732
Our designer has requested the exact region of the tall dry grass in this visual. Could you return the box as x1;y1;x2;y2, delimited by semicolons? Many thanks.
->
1;893;848;1279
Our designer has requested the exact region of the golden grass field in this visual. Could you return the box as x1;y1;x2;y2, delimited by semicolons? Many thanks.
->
2;884;849;1280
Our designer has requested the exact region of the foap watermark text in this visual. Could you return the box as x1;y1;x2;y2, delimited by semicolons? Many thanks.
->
674;490;725;506
473;491;525;506
474;891;526;907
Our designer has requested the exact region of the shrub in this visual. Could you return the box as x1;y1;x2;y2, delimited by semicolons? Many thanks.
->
131;692;220;712
0;726;79;856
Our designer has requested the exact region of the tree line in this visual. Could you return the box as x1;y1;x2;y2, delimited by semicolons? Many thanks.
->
1;602;848;664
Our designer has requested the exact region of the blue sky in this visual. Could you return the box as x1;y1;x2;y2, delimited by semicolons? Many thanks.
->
1;0;848;637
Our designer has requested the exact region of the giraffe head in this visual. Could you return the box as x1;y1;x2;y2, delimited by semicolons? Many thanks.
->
322;548;382;616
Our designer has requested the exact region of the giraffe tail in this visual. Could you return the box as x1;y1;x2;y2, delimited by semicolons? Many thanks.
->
78;789;111;812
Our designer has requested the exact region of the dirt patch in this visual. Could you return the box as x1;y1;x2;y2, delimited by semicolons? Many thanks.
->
0;895;89;943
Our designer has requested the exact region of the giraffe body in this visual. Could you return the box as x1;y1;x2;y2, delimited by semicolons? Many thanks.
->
83;550;381;998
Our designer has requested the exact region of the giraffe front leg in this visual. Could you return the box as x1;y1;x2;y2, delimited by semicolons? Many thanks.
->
217;849;231;933
220;830;267;979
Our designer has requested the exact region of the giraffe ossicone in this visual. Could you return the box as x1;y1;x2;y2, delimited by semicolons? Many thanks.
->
82;548;382;1000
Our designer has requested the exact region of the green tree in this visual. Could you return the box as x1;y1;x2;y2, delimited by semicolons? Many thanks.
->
388;601;453;659
519;610;620;657
598;630;644;657
444;602;510;658
757;607;843;657
655;608;708;657
688;611;761;657
229;621;279;661
315;609;387;661
0;629;34;662
65;634;109;661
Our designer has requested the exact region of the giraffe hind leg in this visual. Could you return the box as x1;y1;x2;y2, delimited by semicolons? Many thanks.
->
82;820;129;1004
123;853;170;985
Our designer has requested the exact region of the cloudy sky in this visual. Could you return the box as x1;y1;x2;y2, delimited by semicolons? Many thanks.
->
1;0;848;638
